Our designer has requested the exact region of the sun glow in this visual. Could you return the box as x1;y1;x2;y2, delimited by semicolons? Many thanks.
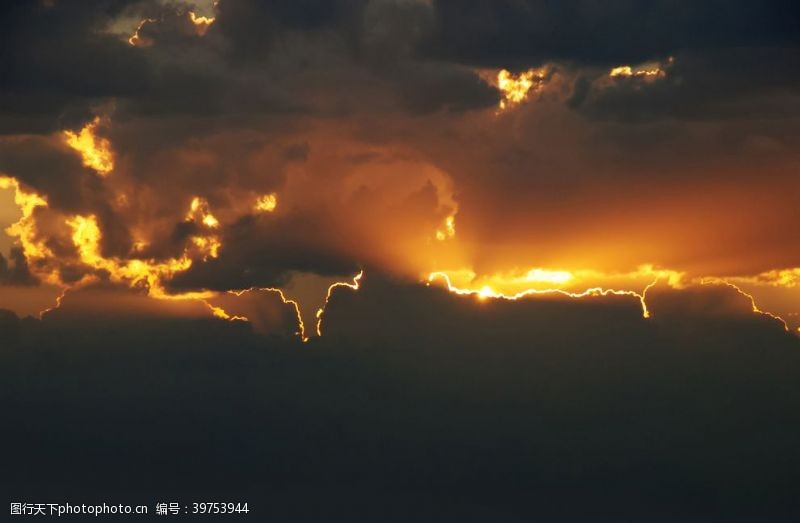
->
435;215;456;241
428;271;656;318
63;117;114;176
525;268;573;285
427;262;796;329
431;265;682;295
426;265;690;319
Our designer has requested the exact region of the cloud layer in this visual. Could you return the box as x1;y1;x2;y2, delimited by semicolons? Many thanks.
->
3;274;800;520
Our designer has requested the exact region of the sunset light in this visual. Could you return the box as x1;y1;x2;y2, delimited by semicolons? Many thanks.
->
4;2;800;518
63;117;114;176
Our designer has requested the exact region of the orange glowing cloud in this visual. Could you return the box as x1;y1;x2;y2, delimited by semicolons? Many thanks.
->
63;117;114;176
0;176;55;281
255;193;278;213
494;68;548;110
67;214;195;297
187;196;220;228
59;195;233;305
183;197;223;259
53;192;367;341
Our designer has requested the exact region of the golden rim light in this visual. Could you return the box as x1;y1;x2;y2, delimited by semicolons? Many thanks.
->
494;68;548;110
128;10;216;47
63;117;114;176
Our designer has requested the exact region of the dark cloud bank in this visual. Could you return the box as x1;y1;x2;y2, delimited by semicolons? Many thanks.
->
3;276;800;522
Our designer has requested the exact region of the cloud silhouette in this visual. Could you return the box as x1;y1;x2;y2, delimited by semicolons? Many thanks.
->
3;277;800;521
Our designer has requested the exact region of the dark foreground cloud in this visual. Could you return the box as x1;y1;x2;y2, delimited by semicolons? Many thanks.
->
424;0;800;67
3;277;800;521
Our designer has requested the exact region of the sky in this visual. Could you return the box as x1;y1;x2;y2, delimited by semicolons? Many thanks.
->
2;1;800;520
2;0;800;332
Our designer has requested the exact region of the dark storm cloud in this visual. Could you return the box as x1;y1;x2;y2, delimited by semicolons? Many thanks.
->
423;0;800;67
2;0;797;134
130;0;496;117
0;0;498;133
0;309;20;343
3;279;800;520
577;48;800;122
212;0;368;62
0;0;149;133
